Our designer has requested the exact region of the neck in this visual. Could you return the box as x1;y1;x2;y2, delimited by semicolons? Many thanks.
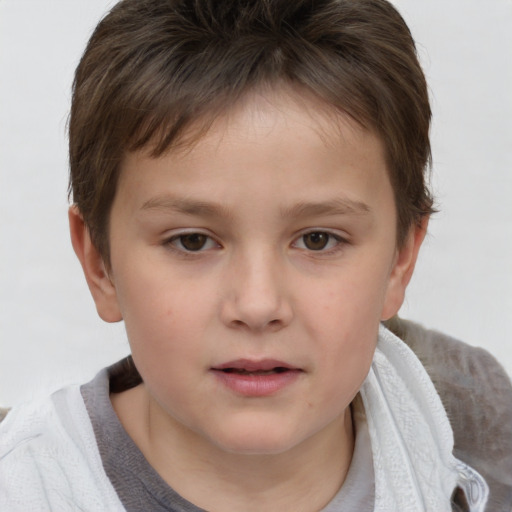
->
112;384;355;512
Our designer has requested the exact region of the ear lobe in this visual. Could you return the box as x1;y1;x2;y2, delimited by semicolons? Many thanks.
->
68;205;122;323
381;216;429;320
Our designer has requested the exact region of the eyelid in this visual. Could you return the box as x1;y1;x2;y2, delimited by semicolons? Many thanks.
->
163;229;221;253
292;229;349;252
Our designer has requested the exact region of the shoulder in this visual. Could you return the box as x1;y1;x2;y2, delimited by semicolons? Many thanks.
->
385;316;512;512
386;317;512;401
0;385;123;511
0;387;88;509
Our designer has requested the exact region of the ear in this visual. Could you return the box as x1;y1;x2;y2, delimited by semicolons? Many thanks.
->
68;205;122;323
381;216;429;320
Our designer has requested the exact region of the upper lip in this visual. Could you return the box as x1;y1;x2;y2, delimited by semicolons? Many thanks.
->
212;359;300;372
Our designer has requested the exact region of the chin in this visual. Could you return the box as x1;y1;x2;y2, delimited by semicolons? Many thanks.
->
217;437;300;456
206;420;309;457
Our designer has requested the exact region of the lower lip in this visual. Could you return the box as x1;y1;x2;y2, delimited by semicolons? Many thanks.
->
212;370;302;397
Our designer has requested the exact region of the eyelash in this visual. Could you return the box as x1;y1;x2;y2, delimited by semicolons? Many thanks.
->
292;230;348;255
163;232;220;254
162;230;348;255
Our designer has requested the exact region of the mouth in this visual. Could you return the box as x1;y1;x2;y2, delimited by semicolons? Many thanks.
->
218;367;292;376
211;359;301;375
211;359;303;396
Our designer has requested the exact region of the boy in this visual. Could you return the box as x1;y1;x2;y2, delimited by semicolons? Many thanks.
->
1;0;511;510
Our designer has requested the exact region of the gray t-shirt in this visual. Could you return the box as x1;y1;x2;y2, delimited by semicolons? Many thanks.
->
81;365;374;511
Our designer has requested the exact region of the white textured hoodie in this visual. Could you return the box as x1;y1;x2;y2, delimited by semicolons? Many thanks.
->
0;325;488;511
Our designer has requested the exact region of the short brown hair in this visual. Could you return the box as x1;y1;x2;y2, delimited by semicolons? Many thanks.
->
69;0;434;263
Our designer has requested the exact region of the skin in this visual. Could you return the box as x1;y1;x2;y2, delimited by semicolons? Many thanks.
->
70;88;426;511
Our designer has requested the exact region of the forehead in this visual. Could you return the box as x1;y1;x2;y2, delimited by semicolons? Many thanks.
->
133;84;379;159
125;87;380;167
127;86;384;173
114;87;393;224
201;86;373;152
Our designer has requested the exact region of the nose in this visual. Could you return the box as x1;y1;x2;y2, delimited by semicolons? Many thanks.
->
220;248;293;332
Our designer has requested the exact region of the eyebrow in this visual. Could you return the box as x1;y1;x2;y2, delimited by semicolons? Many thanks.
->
140;196;234;219
140;195;371;219
280;198;371;218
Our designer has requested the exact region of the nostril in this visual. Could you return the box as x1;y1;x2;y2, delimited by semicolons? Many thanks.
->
229;318;283;330
268;319;284;330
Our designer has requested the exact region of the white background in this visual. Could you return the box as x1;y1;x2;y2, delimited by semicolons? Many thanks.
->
1;0;511;406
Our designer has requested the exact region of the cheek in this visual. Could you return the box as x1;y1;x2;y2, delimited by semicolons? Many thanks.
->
114;268;214;370
298;269;386;395
313;322;377;416
122;285;212;409
303;263;390;334
117;259;212;324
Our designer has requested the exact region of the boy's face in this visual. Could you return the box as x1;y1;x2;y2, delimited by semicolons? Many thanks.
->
76;89;423;456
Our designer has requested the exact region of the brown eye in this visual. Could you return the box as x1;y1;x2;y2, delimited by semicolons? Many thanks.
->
302;232;330;250
179;233;208;251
